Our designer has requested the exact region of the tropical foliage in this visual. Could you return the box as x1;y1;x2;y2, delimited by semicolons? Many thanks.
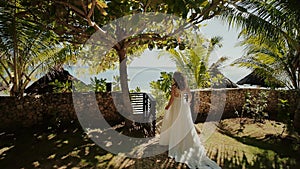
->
0;0;241;124
164;35;227;89
232;32;293;88
18;0;237;93
150;72;173;118
150;72;173;99
49;79;72;93
222;0;300;89
90;77;107;92
242;91;269;123
0;1;76;96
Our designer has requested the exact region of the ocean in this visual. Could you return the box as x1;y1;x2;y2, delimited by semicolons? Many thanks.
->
67;66;177;92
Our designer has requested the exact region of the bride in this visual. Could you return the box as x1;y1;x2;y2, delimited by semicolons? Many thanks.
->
159;72;221;169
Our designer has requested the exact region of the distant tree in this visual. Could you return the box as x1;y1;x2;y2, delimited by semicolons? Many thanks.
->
165;34;227;89
0;0;76;97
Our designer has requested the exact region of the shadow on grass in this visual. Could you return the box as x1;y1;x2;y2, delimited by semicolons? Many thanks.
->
211;148;298;169
0;123;106;168
1;121;299;169
0;122;172;169
214;126;300;169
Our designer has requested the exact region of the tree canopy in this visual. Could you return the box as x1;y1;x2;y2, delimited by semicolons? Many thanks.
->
2;0;299;93
223;0;300;89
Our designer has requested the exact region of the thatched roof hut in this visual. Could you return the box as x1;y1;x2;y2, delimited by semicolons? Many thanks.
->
237;69;284;88
24;68;85;95
209;66;238;88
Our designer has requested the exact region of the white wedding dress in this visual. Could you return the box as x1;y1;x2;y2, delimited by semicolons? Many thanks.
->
159;88;221;169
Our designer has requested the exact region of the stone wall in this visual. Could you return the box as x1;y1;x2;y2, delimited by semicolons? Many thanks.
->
0;89;299;130
0;92;125;130
191;88;299;122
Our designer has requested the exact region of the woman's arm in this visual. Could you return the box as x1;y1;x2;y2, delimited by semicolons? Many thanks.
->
165;85;175;110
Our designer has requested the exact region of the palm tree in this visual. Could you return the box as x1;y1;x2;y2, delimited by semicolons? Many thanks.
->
232;31;294;89
165;35;227;89
222;0;299;89
0;1;75;97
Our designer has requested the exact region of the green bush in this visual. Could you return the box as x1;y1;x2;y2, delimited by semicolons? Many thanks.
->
90;77;107;92
278;98;294;134
242;91;269;123
49;79;72;93
150;72;173;119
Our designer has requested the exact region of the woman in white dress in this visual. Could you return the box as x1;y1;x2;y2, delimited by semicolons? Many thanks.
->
159;72;221;169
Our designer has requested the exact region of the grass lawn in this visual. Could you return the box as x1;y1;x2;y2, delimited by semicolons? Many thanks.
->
0;118;299;169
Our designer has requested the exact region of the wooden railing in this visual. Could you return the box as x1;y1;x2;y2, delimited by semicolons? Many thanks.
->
130;92;156;135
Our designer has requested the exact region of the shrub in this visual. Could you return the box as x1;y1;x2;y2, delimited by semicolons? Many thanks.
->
242;91;269;123
150;72;173;119
277;98;294;134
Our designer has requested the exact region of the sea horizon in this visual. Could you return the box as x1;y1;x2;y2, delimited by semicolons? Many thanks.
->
66;66;177;92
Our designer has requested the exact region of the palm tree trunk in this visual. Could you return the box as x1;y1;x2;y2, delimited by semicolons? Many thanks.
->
12;0;19;97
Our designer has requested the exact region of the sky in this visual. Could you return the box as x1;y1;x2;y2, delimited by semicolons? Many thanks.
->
129;18;251;83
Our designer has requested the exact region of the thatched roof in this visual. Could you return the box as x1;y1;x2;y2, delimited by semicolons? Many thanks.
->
24;68;85;95
237;69;284;88
209;66;238;88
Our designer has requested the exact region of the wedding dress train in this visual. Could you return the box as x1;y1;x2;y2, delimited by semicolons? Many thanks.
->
159;90;221;169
